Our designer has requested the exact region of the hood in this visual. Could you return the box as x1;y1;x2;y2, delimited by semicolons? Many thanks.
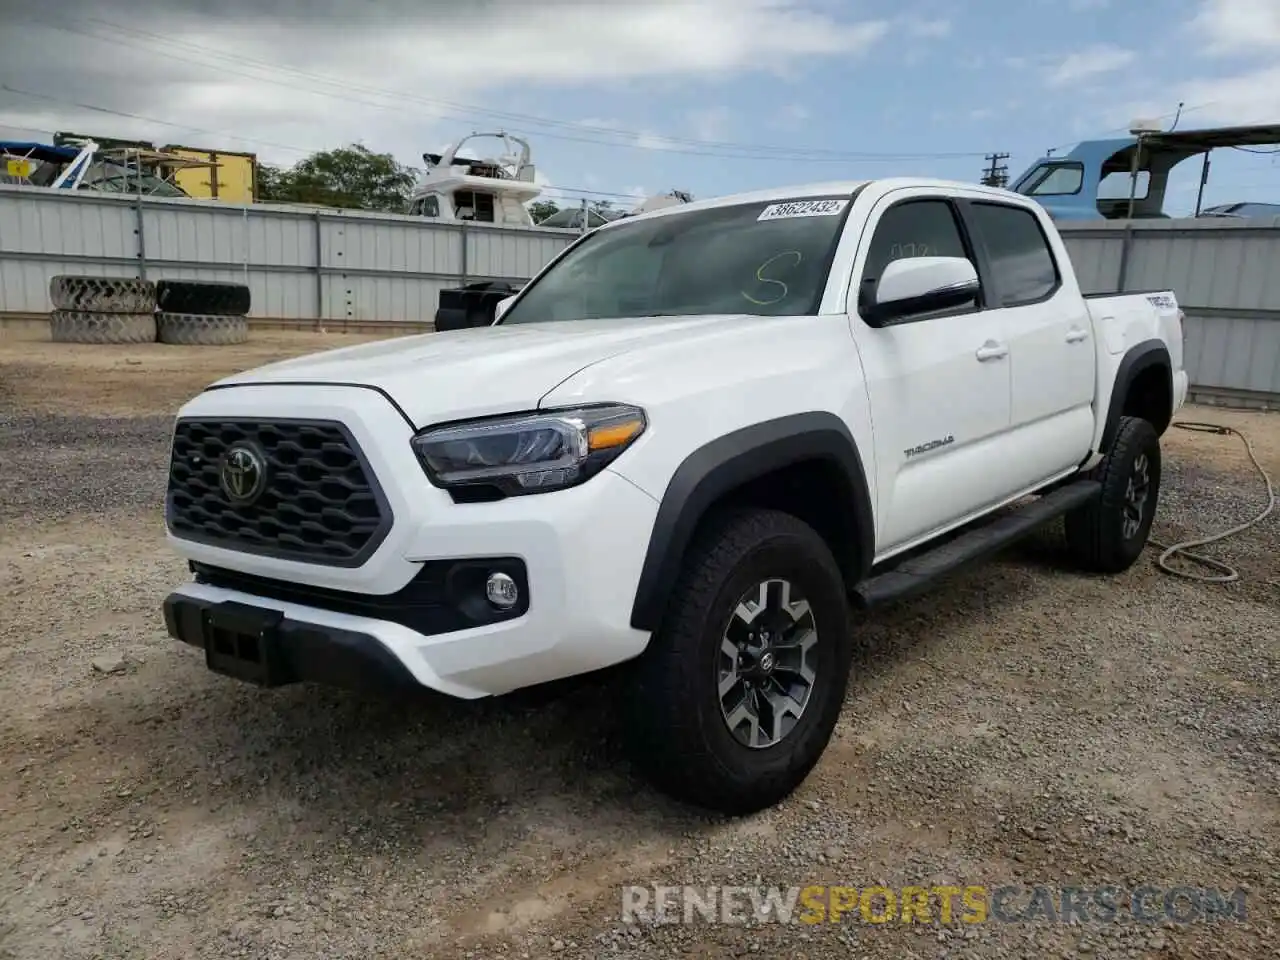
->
212;315;769;427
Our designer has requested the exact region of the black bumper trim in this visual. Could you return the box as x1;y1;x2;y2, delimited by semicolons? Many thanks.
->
190;556;529;637
163;592;420;693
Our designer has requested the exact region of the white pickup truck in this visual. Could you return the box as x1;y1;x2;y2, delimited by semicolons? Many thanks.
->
161;177;1188;814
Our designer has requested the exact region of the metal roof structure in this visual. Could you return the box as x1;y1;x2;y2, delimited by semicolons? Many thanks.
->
0;142;82;164
1141;122;1280;152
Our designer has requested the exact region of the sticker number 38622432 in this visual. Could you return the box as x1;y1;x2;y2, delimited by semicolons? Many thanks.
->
757;198;849;222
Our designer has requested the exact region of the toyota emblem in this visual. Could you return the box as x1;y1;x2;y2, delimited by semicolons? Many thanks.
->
219;444;267;504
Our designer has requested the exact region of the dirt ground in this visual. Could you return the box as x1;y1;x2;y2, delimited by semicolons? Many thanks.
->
0;333;391;418
1;333;1277;960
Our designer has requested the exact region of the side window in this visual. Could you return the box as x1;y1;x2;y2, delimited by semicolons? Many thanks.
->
859;199;971;303
538;238;665;321
1026;163;1083;197
1097;170;1149;200
968;202;1060;306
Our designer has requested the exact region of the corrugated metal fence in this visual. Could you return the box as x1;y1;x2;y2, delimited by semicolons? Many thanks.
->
1059;219;1280;407
0;183;576;322
2;184;1277;406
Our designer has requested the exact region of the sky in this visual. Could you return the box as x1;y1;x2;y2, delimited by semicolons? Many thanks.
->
1;0;1278;215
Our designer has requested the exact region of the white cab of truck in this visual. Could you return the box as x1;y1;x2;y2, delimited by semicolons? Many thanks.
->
161;177;1188;814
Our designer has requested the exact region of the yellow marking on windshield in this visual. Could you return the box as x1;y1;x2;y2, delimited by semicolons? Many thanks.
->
742;250;803;306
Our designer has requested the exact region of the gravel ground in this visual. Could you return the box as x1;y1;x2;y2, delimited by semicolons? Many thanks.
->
1;335;1277;960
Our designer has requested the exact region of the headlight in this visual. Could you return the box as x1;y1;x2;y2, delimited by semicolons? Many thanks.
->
411;403;647;496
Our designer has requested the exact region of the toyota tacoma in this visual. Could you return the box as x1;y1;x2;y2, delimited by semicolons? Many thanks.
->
161;177;1188;814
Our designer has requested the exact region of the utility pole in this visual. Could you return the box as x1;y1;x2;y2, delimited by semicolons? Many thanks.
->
981;152;1010;188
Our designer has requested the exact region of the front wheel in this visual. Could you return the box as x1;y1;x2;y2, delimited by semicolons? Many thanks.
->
1064;415;1162;573
622;508;853;815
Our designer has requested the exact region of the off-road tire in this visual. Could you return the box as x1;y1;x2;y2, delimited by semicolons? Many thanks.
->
49;276;155;314
155;280;251;317
1064;415;1162;573
49;310;156;345
156;312;250;346
622;508;853;815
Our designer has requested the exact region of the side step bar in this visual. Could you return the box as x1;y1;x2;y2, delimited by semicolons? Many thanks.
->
852;479;1101;610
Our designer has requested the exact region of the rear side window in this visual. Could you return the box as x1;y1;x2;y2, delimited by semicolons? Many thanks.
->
968;202;1059;305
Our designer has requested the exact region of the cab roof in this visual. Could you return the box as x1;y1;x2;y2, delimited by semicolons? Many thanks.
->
604;177;1023;228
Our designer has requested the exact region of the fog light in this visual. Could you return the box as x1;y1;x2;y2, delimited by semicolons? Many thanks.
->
485;571;519;610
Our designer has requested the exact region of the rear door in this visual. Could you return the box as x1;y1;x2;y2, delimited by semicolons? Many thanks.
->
959;199;1096;490
846;189;1015;556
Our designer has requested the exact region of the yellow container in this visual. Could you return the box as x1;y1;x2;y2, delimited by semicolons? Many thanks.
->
162;145;258;203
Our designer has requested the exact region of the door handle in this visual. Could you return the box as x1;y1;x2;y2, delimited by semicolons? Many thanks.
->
1065;328;1089;343
975;341;1008;361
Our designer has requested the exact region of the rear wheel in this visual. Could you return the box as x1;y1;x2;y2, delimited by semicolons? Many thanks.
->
1064;415;1162;573
622;508;852;814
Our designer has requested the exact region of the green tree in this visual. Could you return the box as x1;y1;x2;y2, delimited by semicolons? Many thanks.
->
257;144;415;211
527;199;561;223
255;163;284;200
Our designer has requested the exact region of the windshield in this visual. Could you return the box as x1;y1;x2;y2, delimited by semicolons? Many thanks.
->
81;160;188;198
499;195;853;323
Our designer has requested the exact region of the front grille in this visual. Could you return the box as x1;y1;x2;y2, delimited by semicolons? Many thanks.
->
166;418;392;567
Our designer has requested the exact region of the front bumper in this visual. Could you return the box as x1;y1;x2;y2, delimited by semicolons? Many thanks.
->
165;591;421;692
163;467;661;700
162;383;662;699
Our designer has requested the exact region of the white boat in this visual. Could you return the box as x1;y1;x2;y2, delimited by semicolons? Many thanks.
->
407;132;541;226
0;137;215;199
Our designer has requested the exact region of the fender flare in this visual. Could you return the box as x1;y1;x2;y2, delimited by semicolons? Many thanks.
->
628;412;875;632
1099;339;1172;452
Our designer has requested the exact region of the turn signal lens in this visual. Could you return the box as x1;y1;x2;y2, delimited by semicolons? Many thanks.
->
587;418;646;452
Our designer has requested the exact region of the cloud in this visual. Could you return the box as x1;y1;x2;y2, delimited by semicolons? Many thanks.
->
632;131;685;151
1097;62;1280;133
777;103;812;127
1044;45;1136;87
901;16;951;39
686;107;733;143
1175;66;1280;125
0;1;890;167
574;118;626;131
1088;2;1280;137
1188;0;1280;57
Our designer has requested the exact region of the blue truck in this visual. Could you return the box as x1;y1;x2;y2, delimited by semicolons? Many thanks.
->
1008;122;1280;221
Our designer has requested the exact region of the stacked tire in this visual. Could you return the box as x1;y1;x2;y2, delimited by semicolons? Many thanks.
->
48;276;157;344
156;280;251;345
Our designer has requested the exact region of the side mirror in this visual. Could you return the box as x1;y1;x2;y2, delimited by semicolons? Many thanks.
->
863;256;979;325
493;295;517;322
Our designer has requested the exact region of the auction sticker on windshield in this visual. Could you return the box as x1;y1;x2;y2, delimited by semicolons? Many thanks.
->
757;198;849;221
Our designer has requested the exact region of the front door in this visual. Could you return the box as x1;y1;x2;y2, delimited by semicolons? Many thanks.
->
846;192;1014;557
